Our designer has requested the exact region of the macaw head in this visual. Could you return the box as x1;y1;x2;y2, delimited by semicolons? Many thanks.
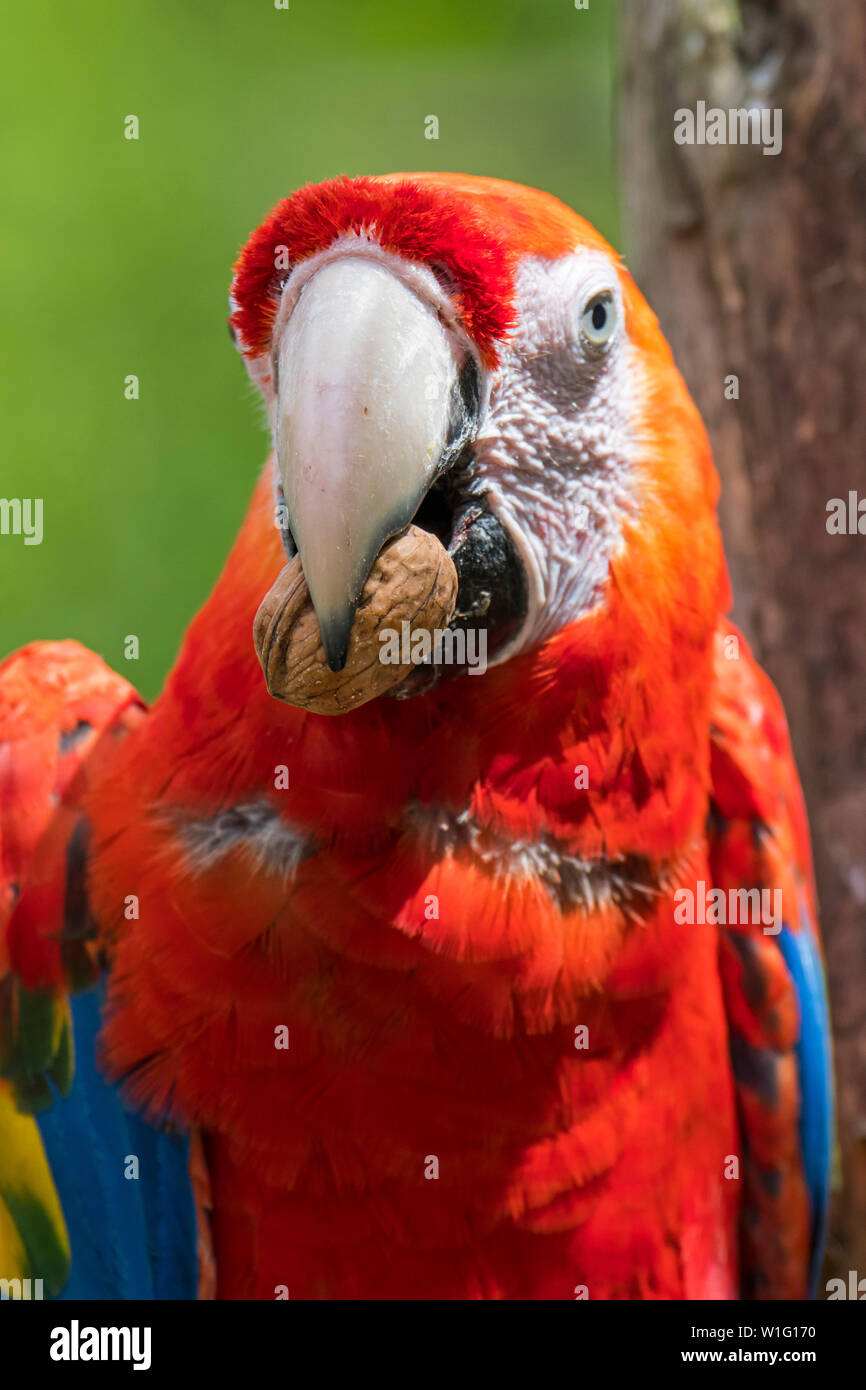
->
230;174;726;682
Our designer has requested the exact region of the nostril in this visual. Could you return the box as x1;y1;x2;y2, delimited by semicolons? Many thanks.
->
428;262;459;299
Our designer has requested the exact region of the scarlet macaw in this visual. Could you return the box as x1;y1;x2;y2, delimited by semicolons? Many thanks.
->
0;174;832;1300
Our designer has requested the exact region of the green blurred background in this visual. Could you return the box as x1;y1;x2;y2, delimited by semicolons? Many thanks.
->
1;0;617;699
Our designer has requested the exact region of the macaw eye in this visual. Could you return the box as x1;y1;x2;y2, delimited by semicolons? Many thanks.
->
580;291;616;350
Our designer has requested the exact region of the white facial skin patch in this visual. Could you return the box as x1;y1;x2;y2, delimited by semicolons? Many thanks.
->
472;248;642;659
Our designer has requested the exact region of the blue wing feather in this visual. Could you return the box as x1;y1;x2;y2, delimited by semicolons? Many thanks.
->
777;902;834;1298
36;981;198;1300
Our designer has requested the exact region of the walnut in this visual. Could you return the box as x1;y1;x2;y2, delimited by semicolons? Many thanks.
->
253;525;458;715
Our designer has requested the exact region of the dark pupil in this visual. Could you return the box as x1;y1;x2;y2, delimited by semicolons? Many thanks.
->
591;301;607;331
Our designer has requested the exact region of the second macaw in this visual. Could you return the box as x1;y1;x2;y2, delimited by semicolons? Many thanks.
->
0;173;832;1300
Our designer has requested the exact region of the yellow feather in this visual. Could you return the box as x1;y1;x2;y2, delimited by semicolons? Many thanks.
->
0;1081;70;1291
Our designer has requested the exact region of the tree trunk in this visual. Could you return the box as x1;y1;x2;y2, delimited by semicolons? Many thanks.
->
619;0;866;1284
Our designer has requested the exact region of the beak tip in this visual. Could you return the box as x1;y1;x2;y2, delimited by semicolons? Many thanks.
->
320;609;355;674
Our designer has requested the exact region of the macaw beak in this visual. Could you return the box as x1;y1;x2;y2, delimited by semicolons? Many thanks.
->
273;255;474;671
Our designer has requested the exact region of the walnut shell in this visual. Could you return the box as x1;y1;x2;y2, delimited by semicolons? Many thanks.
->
253;525;458;715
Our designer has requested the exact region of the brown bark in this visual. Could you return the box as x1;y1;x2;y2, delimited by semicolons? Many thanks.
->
619;0;866;1282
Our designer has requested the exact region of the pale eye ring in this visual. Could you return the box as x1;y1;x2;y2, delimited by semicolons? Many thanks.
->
580;291;617;350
